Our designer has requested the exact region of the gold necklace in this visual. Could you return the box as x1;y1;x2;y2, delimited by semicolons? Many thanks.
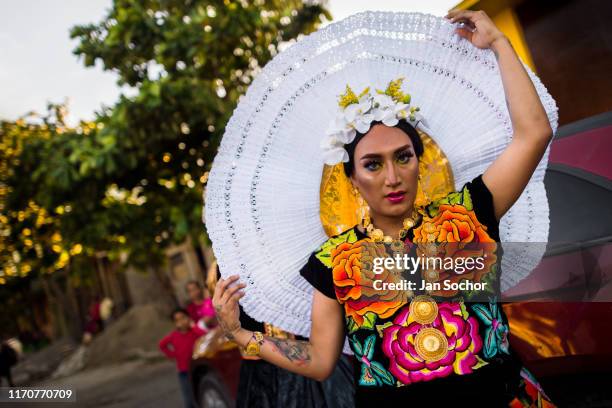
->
364;209;421;243
363;209;449;363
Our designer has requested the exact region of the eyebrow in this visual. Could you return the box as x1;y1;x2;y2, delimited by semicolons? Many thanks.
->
359;144;413;161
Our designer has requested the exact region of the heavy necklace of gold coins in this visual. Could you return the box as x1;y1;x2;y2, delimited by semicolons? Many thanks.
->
364;212;449;362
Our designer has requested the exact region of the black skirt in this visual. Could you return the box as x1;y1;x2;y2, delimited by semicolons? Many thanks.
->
355;354;523;407
236;354;355;408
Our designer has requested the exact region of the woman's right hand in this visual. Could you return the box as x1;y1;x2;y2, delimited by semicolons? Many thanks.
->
212;274;246;340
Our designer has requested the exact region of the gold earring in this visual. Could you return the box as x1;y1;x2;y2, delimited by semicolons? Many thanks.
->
362;204;371;229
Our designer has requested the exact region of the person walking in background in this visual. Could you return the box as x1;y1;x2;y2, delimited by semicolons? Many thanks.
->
0;337;18;387
84;296;103;336
159;308;205;408
185;280;216;331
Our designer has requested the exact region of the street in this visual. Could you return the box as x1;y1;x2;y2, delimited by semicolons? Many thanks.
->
26;359;183;408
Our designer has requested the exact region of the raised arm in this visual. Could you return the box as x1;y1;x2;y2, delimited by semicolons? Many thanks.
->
446;9;554;221
158;334;176;359
213;275;345;381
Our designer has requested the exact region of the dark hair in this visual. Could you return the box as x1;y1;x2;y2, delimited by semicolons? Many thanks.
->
171;307;189;320
185;280;202;290
343;120;424;178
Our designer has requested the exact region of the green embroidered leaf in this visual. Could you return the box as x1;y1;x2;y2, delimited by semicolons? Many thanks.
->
472;266;497;299
426;186;472;217
361;311;378;330
349;334;363;356
460;301;470;320
483;327;499;359
363;334;377;360
315;229;358;268
448;191;462;205
464;263;497;300
347;316;359;334
426;201;439;218
473;355;489;370
370;361;395;385
426;194;455;217
430;193;450;216
376;321;394;337
462;186;473;211
471;303;493;325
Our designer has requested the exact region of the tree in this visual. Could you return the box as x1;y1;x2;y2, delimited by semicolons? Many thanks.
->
1;1;330;283
0;107;91;339
66;0;331;263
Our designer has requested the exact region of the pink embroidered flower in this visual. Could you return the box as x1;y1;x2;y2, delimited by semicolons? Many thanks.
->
381;302;483;384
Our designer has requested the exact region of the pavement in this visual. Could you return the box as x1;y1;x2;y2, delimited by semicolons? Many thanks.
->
12;359;185;408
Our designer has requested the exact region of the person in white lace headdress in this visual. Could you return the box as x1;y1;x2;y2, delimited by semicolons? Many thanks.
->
212;9;556;407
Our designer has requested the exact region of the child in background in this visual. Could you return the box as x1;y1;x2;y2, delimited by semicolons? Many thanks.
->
159;308;206;408
185;280;216;330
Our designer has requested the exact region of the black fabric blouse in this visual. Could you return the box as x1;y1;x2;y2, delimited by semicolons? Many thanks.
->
299;175;555;407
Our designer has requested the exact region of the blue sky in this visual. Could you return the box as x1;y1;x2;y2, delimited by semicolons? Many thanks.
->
0;0;457;125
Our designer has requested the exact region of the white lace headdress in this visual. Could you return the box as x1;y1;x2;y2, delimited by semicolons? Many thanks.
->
204;12;558;339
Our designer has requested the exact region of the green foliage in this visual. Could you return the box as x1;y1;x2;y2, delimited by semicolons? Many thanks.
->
0;1;330;284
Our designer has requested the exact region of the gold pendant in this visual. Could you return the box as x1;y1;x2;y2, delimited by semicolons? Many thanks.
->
409;295;438;324
423;269;440;282
414;327;448;362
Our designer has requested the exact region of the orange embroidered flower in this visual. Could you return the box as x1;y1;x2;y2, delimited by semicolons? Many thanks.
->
331;239;410;328
413;204;494;244
413;204;497;297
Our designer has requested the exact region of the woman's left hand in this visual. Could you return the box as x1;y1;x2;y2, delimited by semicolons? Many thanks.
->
445;9;506;50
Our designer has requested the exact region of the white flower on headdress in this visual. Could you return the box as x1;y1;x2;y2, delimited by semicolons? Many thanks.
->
326;114;356;144
378;101;410;127
371;93;395;120
344;95;374;134
320;134;349;165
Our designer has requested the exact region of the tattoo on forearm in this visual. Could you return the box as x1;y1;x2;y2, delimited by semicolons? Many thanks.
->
216;317;238;341
266;337;311;366
221;323;235;340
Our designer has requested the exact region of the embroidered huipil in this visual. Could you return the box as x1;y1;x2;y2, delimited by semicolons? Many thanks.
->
300;175;556;407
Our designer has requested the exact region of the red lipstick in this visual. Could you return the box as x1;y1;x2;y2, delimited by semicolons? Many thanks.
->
385;191;406;204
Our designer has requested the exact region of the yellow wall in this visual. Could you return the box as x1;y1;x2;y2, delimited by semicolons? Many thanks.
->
452;0;536;71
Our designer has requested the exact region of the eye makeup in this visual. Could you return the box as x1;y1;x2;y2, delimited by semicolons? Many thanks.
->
362;148;414;171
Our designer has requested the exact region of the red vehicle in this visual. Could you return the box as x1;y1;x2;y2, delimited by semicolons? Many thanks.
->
503;112;612;404
191;113;612;407
190;330;241;408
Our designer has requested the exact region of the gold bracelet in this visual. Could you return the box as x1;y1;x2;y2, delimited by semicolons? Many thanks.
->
244;331;264;356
